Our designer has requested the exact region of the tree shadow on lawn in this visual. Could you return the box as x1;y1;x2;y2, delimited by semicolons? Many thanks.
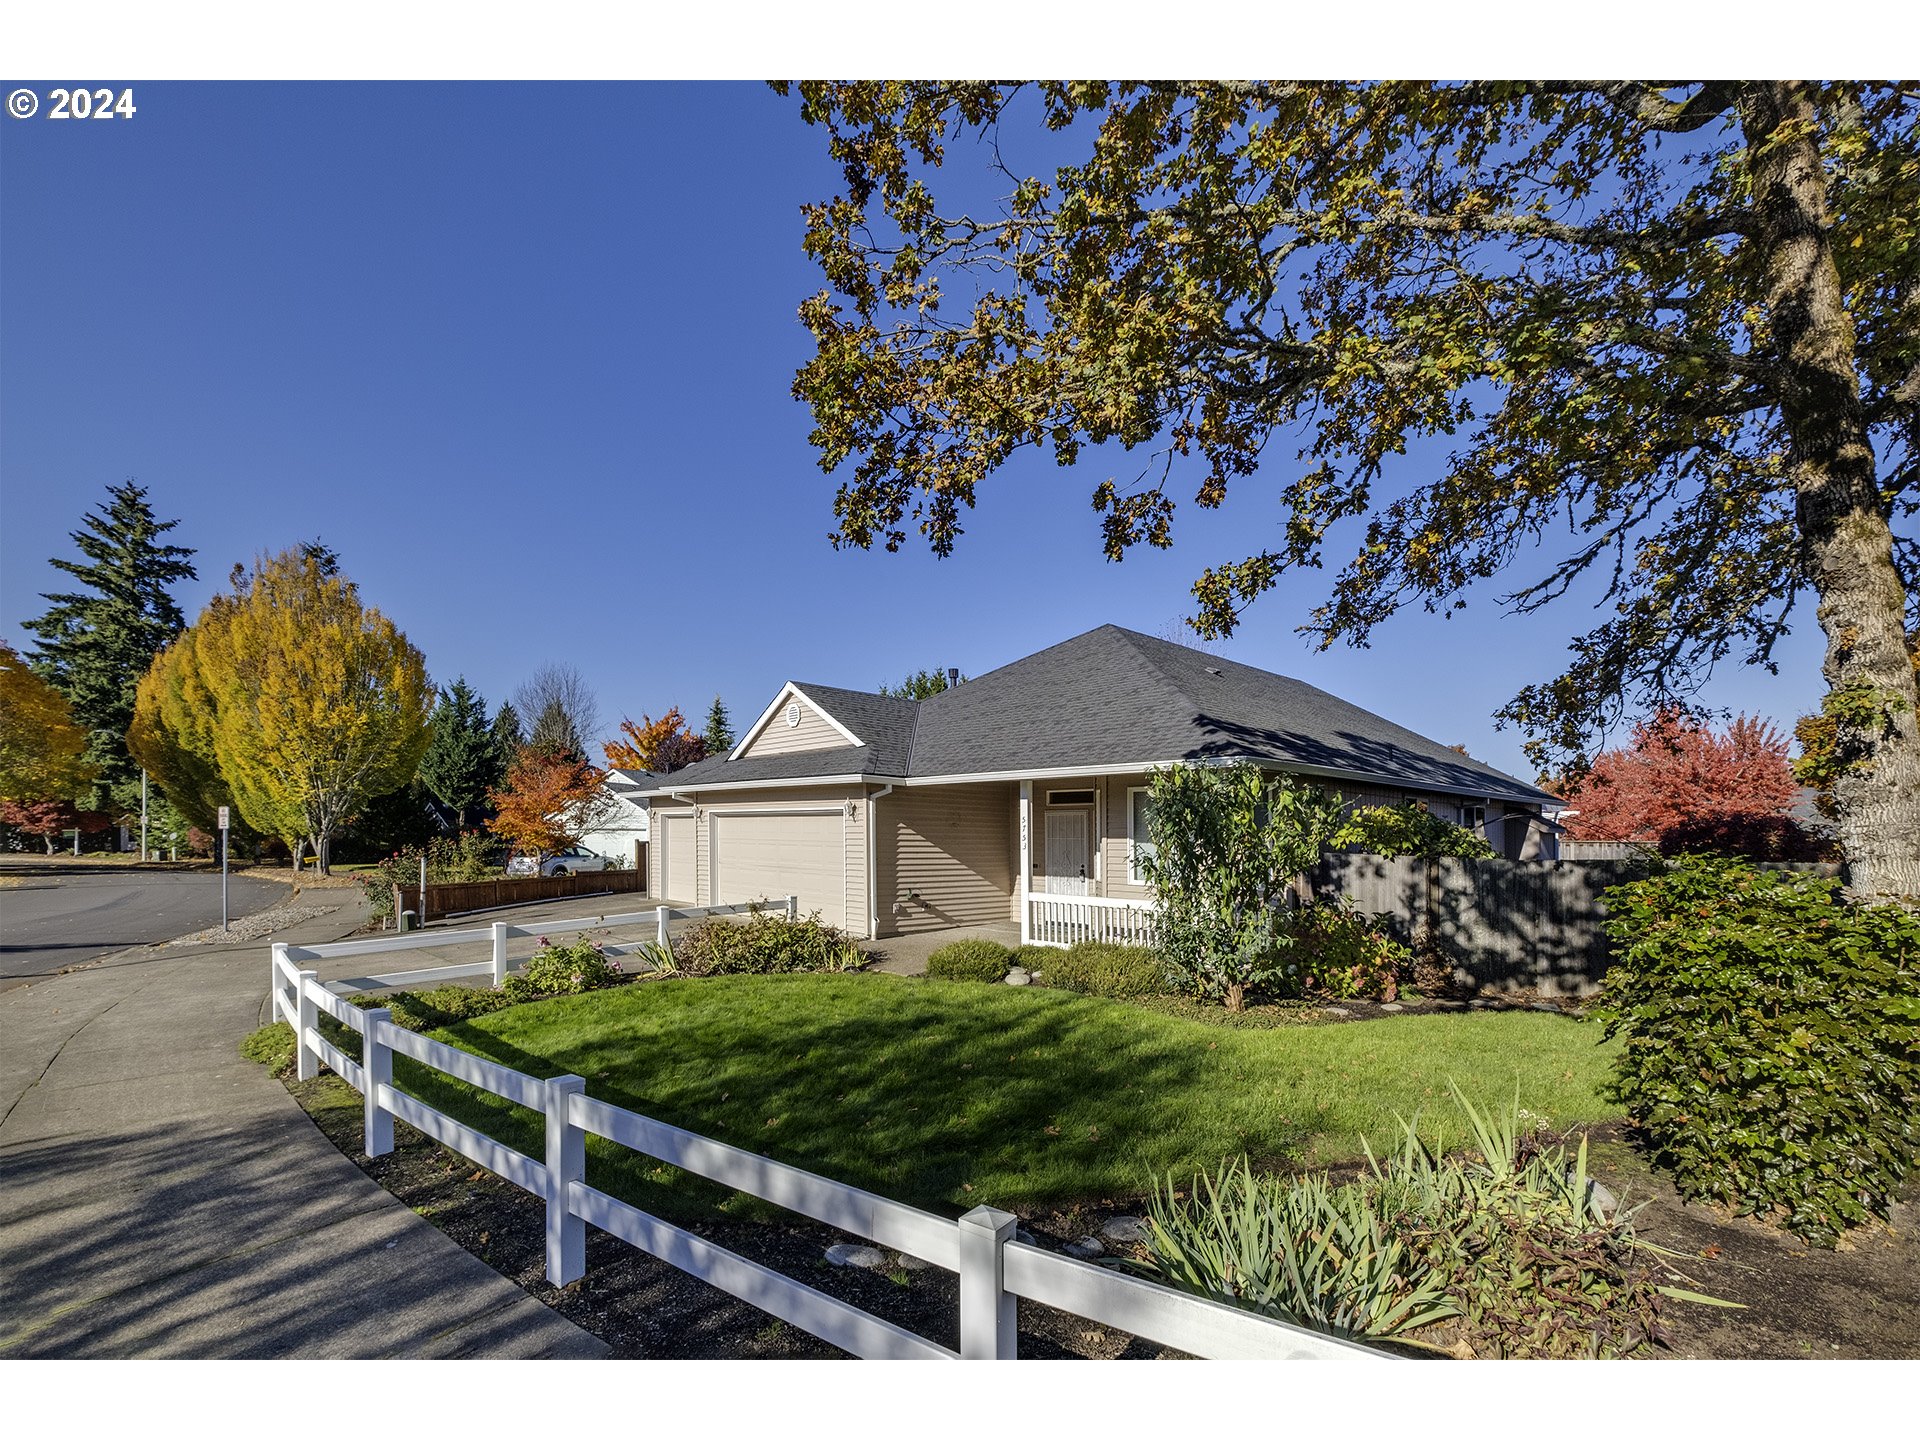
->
381;976;1614;1234
398;974;1325;1225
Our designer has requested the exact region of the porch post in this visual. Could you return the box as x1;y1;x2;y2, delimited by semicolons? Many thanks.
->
1018;781;1032;945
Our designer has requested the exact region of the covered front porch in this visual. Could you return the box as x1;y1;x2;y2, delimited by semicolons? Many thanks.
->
1014;777;1157;949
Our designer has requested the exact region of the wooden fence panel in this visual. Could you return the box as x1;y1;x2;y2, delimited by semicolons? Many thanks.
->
394;868;645;922
1309;854;1841;995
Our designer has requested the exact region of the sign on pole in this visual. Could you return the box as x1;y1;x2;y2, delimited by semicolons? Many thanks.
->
218;806;230;932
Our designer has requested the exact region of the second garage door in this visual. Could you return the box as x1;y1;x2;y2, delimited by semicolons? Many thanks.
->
658;813;694;902
710;811;846;930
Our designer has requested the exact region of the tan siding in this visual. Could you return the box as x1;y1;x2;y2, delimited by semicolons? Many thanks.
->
877;783;1015;936
652;803;695;902
739;693;852;757
1100;773;1155;899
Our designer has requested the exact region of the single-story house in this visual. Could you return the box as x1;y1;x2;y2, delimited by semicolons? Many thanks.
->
632;625;1561;945
578;767;654;871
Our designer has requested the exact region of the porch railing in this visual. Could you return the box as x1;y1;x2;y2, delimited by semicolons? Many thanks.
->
1025;893;1157;949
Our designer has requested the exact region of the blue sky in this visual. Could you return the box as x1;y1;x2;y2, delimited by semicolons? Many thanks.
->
1;81;1831;781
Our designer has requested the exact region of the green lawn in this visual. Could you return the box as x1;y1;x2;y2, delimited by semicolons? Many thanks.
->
385;974;1621;1223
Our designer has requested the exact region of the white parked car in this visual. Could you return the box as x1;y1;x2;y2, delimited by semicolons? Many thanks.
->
507;846;612;878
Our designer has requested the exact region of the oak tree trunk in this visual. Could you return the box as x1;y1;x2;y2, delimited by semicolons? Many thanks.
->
1741;82;1920;901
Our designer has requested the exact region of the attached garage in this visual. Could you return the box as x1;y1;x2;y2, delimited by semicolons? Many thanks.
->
658;813;695;902
709;810;847;929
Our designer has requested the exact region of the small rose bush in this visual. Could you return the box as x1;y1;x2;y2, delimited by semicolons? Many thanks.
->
501;936;629;1001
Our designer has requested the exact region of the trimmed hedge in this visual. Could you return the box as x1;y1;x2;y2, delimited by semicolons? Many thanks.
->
1039;941;1170;999
927;938;1014;983
1598;855;1920;1245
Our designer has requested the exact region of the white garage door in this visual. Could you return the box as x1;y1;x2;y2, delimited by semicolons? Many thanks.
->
710;812;846;929
659;814;694;902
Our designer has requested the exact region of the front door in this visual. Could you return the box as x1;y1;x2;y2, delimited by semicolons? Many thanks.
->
1044;811;1089;896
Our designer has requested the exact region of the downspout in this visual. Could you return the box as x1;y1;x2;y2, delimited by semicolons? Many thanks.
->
866;784;893;939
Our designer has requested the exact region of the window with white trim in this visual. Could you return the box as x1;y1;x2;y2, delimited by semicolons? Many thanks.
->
1128;787;1156;884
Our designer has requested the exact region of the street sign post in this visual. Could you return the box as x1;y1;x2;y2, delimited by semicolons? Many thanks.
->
218;805;230;932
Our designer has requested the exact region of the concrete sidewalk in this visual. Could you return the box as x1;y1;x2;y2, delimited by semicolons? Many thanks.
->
0;891;606;1358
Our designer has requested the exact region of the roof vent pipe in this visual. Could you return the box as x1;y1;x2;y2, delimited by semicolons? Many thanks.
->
947;668;960;688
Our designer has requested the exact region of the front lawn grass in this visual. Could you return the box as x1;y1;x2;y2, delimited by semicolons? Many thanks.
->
388;974;1620;1224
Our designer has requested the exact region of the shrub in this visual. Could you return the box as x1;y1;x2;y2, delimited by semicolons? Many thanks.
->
1140;762;1346;1010
1282;901;1409;1001
676;909;865;976
1597;855;1920;1245
361;831;502;919
501;936;630;1002
1655;812;1834;862
1141;1087;1691;1356
1333;802;1496;860
926;938;1013;982
1039;941;1169;999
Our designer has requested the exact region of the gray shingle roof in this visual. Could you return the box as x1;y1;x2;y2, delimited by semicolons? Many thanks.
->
626;624;1556;806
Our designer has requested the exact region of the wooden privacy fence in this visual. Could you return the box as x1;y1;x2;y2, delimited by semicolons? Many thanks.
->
1310;853;1842;995
267;927;1383;1362
394;868;646;922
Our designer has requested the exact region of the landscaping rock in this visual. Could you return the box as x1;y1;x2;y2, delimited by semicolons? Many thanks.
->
894;1252;933;1271
825;1243;888;1269
1101;1215;1149;1245
1530;1001;1561;1013
1584;1178;1620;1215
1013;1227;1039;1246
1003;969;1032;986
1321;1006;1352;1018
1062;1236;1105;1261
1378;1002;1405;1012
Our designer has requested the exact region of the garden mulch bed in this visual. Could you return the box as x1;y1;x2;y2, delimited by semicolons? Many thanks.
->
285;1071;1919;1360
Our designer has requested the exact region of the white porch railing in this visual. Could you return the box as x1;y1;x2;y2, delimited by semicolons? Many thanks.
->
266;933;1384;1362
1026;893;1158;949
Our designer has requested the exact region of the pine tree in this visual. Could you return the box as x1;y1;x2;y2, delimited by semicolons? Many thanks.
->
22;482;197;812
418;678;499;826
489;702;525;784
702;695;735;755
879;668;963;699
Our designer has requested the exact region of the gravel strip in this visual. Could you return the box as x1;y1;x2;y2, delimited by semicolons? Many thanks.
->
170;904;335;945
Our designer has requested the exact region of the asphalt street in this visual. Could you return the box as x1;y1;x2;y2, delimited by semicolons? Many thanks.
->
0;861;285;989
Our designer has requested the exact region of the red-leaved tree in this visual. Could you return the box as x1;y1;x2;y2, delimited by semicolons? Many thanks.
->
602;709;707;773
0;799;112;854
1560;709;1799;843
485;747;620;862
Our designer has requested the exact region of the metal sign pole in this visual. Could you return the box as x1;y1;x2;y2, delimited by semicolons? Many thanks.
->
219;805;230;932
140;770;149;862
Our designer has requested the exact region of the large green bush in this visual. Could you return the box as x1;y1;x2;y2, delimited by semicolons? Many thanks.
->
1140;762;1346;1010
1598;855;1920;1245
1332;802;1496;859
1142;1087;1687;1356
1281;901;1410;1001
1038;941;1169;999
926;938;1013;982
676;909;865;975
361;831;501;919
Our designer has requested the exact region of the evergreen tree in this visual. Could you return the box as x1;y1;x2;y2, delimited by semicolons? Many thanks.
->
22;482;197;812
418;678;498;826
528;698;585;763
702;695;735;754
490;701;525;780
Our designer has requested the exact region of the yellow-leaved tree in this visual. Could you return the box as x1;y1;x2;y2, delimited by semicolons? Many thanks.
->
132;547;432;872
0;642;94;803
128;626;233;833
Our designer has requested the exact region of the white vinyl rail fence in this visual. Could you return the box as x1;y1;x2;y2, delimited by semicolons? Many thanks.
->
267;921;1384;1362
1026;893;1158;949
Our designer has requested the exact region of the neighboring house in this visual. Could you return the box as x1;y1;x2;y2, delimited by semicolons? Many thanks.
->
632;625;1562;944
577;767;654;870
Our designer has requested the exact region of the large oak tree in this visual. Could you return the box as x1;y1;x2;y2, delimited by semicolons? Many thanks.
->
780;81;1920;899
